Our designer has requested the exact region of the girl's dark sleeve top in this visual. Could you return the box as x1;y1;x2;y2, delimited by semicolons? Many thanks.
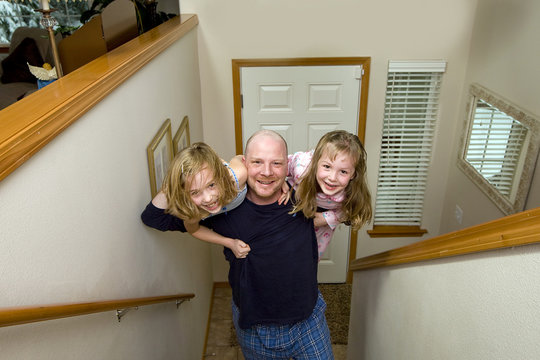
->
141;201;186;232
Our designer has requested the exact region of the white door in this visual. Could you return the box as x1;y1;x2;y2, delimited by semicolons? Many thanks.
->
240;65;362;283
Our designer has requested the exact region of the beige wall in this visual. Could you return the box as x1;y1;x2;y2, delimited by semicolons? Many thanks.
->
349;243;540;359
439;0;540;234
181;0;478;280
0;30;211;359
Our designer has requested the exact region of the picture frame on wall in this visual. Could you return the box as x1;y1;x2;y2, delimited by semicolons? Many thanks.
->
147;119;173;197
173;116;191;155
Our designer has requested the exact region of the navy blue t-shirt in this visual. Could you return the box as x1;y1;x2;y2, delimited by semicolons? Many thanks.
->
141;196;319;328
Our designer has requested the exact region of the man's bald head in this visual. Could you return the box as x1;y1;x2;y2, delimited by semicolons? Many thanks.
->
245;130;288;158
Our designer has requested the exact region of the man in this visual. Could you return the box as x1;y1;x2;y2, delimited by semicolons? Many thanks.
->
142;130;333;359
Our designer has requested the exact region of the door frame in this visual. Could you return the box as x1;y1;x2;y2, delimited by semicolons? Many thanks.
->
231;57;371;283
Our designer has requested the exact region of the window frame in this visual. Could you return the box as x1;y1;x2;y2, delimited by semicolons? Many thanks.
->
457;83;540;215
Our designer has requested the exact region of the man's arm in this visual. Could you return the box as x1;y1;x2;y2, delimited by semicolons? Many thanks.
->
314;212;328;227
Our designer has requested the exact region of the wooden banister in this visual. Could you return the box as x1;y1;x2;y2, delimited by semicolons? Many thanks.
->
0;14;198;183
0;293;195;328
350;207;540;271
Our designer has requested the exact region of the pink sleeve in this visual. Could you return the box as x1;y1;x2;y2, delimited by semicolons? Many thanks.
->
287;153;295;178
322;209;343;229
287;151;307;187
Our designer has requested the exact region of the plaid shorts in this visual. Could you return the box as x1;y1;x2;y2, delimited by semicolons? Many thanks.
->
232;291;334;360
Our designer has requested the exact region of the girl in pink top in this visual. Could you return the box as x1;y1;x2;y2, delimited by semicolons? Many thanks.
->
288;130;372;259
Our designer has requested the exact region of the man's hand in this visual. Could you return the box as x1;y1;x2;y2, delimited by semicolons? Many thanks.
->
314;212;328;227
231;239;251;259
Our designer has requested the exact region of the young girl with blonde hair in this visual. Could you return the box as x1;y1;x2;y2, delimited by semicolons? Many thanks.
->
144;142;251;258
288;130;372;258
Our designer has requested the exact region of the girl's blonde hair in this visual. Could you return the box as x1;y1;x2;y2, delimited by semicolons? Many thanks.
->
291;130;372;230
162;142;238;220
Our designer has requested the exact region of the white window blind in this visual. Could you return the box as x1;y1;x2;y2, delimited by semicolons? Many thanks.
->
465;99;528;197
373;61;445;226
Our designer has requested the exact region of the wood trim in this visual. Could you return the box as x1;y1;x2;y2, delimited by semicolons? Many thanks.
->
0;293;195;328
213;281;231;288
367;225;428;238
232;57;371;282
0;14;199;183
231;60;243;154
350;207;540;272
201;284;216;360
357;60;370;142
346;229;359;284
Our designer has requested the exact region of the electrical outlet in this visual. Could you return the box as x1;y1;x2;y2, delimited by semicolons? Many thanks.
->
455;205;463;224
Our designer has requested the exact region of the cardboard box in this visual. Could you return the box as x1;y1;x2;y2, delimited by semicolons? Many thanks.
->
58;0;138;75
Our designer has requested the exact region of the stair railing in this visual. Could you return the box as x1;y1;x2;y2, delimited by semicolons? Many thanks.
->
0;293;195;328
351;207;540;272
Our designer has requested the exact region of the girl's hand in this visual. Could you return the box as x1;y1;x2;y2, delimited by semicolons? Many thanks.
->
231;239;251;259
278;182;292;205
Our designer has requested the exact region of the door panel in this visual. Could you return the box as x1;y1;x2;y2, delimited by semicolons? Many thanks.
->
259;84;293;111
308;83;343;111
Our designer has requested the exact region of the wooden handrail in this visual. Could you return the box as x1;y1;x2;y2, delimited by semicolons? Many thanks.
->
0;293;195;328
350;207;540;271
0;14;198;182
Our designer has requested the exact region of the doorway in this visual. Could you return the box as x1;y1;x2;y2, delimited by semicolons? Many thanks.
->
232;57;370;283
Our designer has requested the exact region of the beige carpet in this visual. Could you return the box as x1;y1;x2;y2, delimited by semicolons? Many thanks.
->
230;283;351;345
319;283;351;344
